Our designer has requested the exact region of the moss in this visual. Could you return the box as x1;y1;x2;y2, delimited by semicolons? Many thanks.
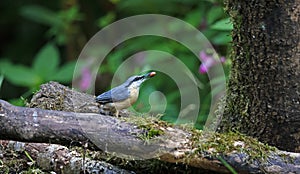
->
221;0;300;152
121;114;171;142
121;114;276;162
189;129;276;161
1;158;28;173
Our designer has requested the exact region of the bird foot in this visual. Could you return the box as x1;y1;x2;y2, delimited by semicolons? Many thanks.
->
99;105;125;117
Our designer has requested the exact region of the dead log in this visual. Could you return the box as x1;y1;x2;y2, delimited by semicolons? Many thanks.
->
0;82;299;173
0;140;134;174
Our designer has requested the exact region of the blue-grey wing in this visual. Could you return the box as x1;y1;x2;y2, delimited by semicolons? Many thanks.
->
95;90;113;103
95;86;129;104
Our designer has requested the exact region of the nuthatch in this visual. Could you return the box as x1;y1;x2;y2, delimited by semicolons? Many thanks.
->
96;71;156;116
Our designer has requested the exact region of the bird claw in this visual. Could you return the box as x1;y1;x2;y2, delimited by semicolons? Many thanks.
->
99;104;120;117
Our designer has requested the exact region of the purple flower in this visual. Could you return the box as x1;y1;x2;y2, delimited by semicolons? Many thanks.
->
199;51;226;74
79;67;92;91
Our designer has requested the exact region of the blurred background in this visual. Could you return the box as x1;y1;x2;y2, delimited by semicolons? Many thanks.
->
0;0;232;129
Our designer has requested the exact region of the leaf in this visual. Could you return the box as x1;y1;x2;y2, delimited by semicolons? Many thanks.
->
9;98;26;107
210;18;233;31
58;5;84;25
20;5;62;27
0;75;3;89
33;43;60;80
52;61;76;82
24;150;35;163
0;59;13;73
3;65;41;87
207;6;224;25
184;9;204;27
97;12;116;28
211;32;232;45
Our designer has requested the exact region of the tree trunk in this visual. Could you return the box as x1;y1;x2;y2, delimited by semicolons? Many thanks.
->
220;0;300;152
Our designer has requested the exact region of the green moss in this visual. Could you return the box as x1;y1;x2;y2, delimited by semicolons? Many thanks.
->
1;158;27;173
121;114;171;142
190;129;277;161
121;114;276;162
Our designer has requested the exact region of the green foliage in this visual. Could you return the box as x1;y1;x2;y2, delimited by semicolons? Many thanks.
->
0;75;4;89
1;0;232;128
97;12;116;28
20;5;63;26
207;6;225;25
52;61;77;82
1;43;75;88
20;5;84;45
1;62;41;88
210;18;233;31
1;43;76;105
33;43;59;80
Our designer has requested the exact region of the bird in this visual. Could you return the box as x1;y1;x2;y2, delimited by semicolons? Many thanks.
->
95;71;156;116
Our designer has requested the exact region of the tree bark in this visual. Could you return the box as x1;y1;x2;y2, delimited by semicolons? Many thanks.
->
1;82;300;173
220;0;300;152
0;140;133;174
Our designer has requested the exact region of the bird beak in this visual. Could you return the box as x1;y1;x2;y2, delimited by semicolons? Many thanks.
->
145;71;156;78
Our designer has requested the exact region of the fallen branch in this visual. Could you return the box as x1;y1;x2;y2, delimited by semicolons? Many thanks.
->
0;140;133;173
0;82;299;173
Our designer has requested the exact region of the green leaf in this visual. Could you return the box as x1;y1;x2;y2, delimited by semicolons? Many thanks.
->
59;5;84;23
0;59;13;73
24;150;35;163
20;5;62;27
0;75;3;89
33;43;60;80
211;32;232;45
97;12;116;28
210;18;233;31
9;98;26;107
207;7;224;25
184;9;204;27
52;61;76;82
3;65;41;87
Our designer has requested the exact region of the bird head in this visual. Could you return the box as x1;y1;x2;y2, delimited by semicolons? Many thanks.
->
125;71;156;89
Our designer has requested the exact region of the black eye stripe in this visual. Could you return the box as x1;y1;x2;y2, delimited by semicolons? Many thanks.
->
134;76;144;81
125;75;145;87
